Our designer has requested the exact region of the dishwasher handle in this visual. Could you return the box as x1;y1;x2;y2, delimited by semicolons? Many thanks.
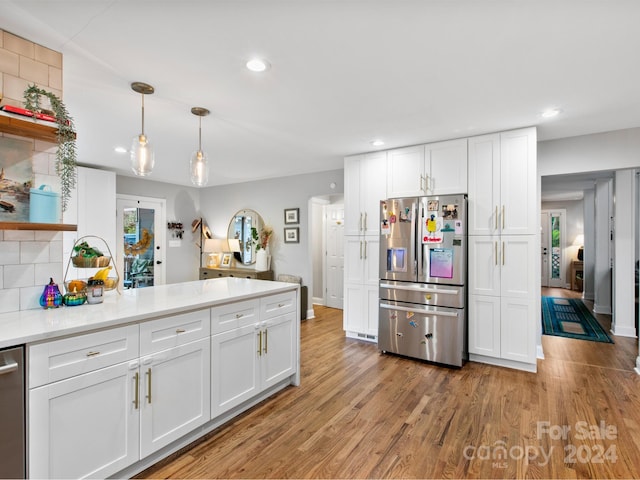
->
0;362;18;375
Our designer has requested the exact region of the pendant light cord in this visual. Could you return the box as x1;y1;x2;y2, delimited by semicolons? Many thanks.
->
141;93;145;136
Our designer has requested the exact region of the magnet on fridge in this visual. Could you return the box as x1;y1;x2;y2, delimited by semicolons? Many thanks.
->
390;214;396;223
381;221;390;235
407;311;414;319
454;220;463;234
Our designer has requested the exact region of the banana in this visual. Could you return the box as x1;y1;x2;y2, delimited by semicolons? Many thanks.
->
94;266;112;280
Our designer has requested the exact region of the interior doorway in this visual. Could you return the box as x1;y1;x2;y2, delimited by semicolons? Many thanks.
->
116;194;166;289
324;204;344;309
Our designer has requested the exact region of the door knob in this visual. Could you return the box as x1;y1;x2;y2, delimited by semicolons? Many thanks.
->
156;260;162;264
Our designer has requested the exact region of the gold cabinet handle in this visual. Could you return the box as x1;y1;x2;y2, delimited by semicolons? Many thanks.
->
363;212;367;231
86;351;100;357
359;212;363;232
425;174;430;192
360;240;363;259
133;372;139;409
502;241;505;266
278;303;285;308
495;241;498;266
263;329;268;354
146;368;152;404
363;240;367;259
175;328;185;334
235;313;243;319
257;331;262;356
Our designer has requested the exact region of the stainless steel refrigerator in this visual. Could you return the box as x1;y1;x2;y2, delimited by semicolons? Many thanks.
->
378;194;467;367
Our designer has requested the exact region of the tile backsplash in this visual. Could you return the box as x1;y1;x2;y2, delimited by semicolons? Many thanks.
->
0;229;63;313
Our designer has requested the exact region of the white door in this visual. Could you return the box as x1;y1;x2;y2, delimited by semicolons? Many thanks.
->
325;204;344;309
116;195;166;289
262;312;297;388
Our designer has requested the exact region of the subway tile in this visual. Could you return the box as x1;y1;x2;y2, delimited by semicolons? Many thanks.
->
3;32;34;58
0;288;20;314
0;266;3;288
0;241;19;265
3;74;30;103
19;56;49;85
32;150;50;175
49;65;62;90
34;139;57;153
4;263;34;288
20;285;42;311
35;44;62;69
35;262;63;286
20;241;50;264
35;231;62;242
0;48;19;76
49;241;63;263
4;230;34;241
0;29;4;48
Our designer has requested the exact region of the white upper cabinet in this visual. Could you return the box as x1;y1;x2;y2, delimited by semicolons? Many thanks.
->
387;139;467;198
344;152;387;236
468;128;537;236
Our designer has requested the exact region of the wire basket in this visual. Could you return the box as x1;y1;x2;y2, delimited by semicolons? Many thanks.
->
71;255;111;268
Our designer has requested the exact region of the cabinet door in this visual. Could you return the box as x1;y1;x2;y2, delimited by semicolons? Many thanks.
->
29;362;139;480
501;296;536;363
262;312;297;389
387;145;425;198
468;134;500;235
211;324;260;418
360;152;387;235
343;284;365;333
468;294;501;358
500;235;536;299
364;284;380;337
362;236;380;286
468;236;500;297
139;338;211;458
344;236;365;284
500;128;537;235
426;138;468;195
344;154;364;236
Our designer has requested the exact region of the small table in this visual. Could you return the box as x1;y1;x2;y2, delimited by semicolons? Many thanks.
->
199;267;273;280
571;260;584;291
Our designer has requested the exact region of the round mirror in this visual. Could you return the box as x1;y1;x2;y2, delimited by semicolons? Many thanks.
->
227;209;263;265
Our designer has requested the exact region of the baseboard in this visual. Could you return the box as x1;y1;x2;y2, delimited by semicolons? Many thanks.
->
536;343;545;360
306;308;315;320
345;330;378;343
469;353;537;373
610;324;637;338
593;303;612;315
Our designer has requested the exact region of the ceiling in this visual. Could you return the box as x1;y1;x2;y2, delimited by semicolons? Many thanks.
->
3;1;640;189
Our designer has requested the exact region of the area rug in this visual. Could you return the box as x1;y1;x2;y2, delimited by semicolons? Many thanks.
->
541;296;613;343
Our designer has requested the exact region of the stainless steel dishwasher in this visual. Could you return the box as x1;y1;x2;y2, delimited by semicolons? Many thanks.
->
0;346;25;479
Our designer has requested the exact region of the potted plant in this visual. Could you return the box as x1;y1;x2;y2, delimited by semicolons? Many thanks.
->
23;84;77;212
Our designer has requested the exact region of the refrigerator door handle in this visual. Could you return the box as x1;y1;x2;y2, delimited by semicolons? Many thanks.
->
379;283;459;295
380;302;459;317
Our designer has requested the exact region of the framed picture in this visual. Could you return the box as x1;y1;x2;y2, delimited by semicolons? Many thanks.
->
284;207;299;224
284;227;299;243
220;252;233;267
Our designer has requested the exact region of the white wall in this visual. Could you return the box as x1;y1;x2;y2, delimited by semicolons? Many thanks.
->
538;127;640;176
116;176;201;284
199;169;344;298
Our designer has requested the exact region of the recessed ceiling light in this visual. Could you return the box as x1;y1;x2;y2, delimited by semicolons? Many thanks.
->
371;139;385;147
541;108;561;118
246;58;270;72
114;146;127;154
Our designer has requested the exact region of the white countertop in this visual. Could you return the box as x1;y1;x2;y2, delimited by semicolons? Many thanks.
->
0;278;298;349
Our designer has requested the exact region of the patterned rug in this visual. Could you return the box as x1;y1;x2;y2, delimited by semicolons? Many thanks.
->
541;296;613;343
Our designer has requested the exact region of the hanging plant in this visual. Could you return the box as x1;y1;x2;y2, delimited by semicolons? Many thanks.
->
23;84;77;212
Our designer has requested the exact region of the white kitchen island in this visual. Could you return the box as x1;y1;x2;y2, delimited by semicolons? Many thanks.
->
0;278;300;479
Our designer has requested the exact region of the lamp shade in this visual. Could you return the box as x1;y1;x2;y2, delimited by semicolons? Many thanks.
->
131;134;154;176
203;238;227;253
227;238;241;253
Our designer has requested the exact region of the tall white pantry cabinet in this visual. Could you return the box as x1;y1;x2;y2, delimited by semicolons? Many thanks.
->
467;127;538;370
344;127;538;371
343;152;386;340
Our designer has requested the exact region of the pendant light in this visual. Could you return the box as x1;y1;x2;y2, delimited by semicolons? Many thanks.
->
130;82;155;176
190;107;210;187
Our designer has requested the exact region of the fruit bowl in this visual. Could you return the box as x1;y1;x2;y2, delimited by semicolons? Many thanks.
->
65;277;118;292
71;255;111;268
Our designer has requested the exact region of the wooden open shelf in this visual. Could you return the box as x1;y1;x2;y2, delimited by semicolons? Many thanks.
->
0;110;69;143
0;222;77;231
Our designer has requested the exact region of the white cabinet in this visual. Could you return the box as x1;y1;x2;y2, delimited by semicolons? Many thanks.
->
468;128;536;236
344;283;379;339
467;127;537;369
386;139;467;198
343;236;379;340
28;326;140;480
139;337;211;458
211;291;297;418
344;152;387;236
28;309;211;479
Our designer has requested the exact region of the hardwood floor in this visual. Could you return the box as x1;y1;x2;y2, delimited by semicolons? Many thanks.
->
138;304;640;479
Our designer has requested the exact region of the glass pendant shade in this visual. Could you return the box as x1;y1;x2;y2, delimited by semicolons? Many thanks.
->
190;107;210;187
190;149;209;186
131;133;154;176
130;82;155;177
